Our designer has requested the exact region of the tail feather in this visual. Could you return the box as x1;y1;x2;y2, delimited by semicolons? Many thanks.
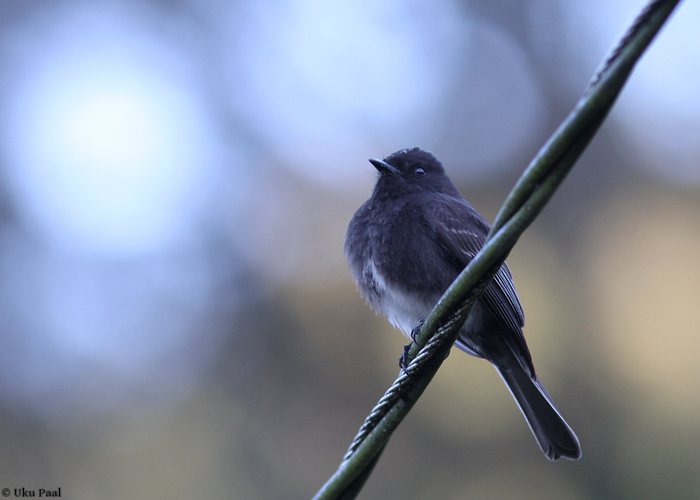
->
496;365;581;461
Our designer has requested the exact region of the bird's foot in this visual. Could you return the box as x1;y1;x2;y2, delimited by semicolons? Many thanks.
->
399;319;426;371
410;318;425;340
398;343;413;372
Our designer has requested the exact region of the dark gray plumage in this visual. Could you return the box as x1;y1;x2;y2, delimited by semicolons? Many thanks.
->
345;147;581;461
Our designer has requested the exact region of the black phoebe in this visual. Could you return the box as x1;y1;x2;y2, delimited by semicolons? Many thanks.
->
345;147;581;461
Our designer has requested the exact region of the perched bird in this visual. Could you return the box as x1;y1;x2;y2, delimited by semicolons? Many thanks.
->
345;147;581;461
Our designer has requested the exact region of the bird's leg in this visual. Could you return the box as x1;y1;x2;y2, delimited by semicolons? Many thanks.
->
398;318;425;371
410;318;425;340
399;344;412;372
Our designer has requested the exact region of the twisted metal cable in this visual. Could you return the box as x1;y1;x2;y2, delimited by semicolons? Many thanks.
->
342;304;472;461
586;0;668;93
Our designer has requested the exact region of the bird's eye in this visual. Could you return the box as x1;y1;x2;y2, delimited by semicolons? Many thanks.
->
415;167;425;176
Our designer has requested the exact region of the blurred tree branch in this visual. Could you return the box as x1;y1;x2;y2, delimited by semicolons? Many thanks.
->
312;1;681;498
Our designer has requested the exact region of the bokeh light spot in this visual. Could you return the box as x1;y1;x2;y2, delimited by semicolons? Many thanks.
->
1;5;220;258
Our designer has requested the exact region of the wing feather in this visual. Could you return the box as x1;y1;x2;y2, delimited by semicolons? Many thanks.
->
427;195;531;370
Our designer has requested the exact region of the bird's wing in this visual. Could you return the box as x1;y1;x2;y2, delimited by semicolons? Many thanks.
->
427;196;531;369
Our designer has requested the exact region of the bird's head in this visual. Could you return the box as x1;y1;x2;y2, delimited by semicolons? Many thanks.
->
369;148;459;198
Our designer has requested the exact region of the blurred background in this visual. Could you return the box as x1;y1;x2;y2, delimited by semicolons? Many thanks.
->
0;0;698;498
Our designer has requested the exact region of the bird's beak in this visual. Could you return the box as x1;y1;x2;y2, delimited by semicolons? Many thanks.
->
369;158;399;175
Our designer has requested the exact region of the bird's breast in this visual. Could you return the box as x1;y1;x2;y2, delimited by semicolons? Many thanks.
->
363;256;434;337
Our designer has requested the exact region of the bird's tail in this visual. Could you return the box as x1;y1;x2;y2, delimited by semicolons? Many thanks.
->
496;364;581;461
